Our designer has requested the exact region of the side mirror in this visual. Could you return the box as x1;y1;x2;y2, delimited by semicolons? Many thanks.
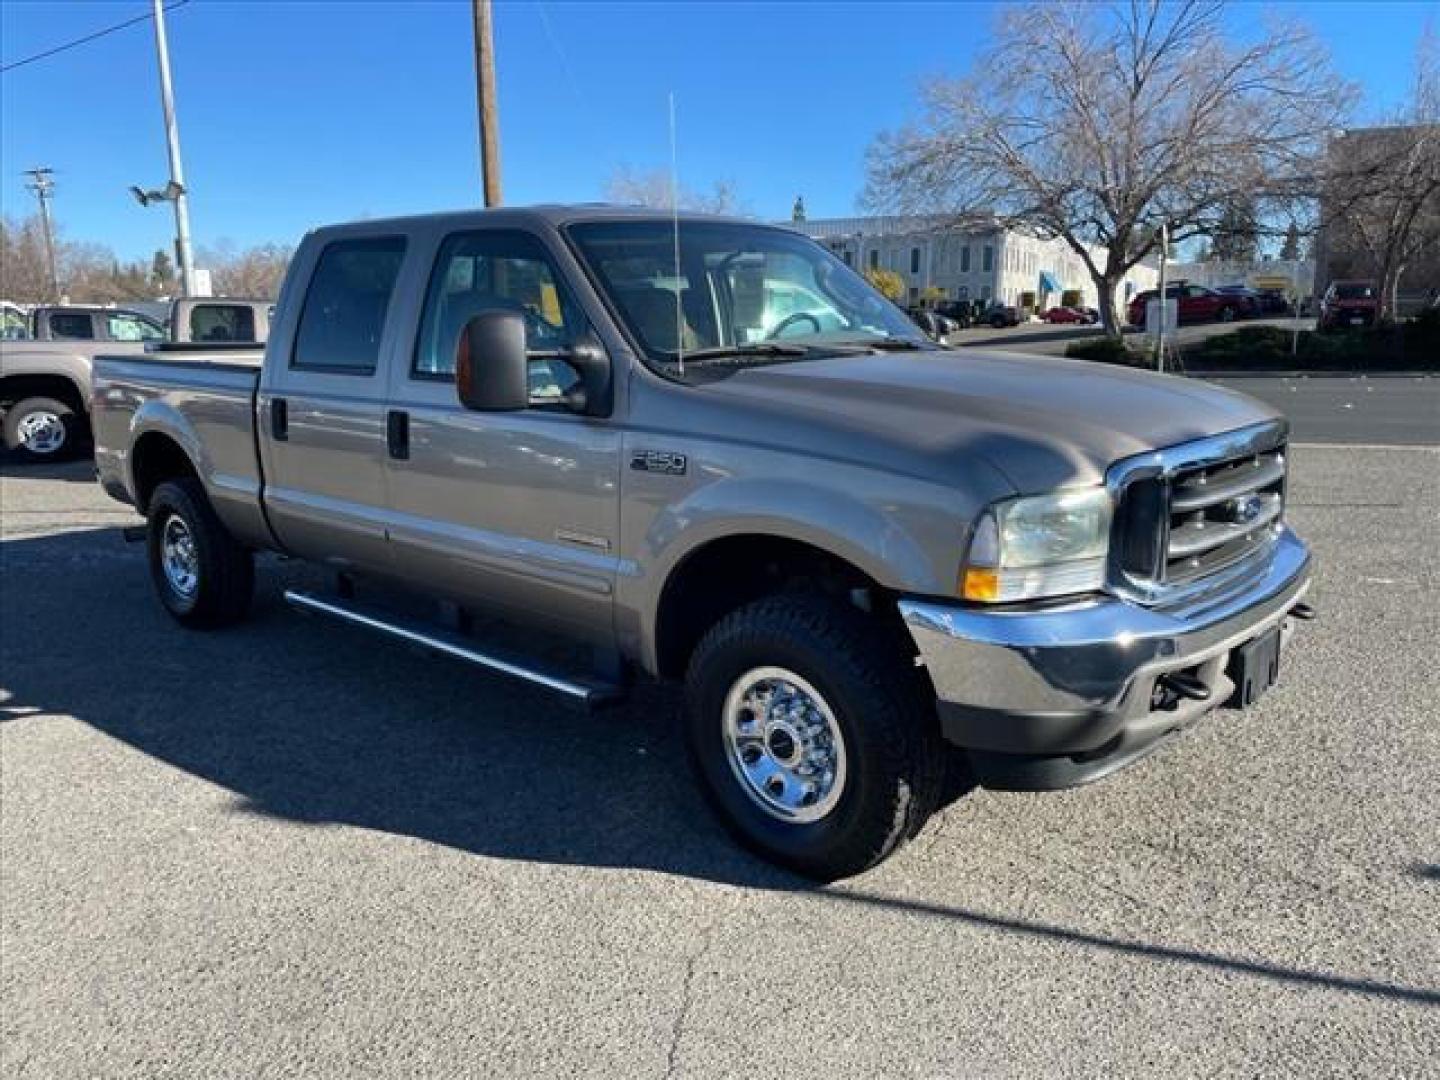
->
456;310;529;411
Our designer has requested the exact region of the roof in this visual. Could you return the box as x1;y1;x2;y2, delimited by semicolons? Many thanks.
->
309;203;761;238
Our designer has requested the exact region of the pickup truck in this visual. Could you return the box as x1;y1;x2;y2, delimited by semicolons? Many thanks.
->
92;206;1314;880
2;299;269;461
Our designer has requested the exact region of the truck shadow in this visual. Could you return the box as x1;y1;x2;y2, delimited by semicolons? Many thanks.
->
0;453;97;483
4;527;1437;1009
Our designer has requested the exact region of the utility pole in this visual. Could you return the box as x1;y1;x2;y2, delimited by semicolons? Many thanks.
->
472;0;502;206
23;167;60;300
1153;221;1170;371
150;0;196;296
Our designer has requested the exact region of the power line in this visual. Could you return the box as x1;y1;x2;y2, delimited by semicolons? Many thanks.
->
0;0;189;75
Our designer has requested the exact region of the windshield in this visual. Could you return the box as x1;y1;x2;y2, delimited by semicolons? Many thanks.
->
1334;283;1375;300
568;220;927;378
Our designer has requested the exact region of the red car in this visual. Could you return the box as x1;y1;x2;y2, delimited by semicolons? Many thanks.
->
1318;280;1379;330
1042;306;1095;324
1127;284;1252;328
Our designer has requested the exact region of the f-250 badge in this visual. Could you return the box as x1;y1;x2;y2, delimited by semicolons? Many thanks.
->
630;450;688;476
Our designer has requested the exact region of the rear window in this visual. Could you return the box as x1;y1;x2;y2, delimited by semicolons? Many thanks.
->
292;237;407;373
190;304;258;343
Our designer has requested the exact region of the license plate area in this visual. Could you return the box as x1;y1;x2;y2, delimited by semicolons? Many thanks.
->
1227;625;1282;707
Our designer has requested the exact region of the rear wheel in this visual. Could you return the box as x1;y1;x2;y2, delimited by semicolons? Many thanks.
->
3;396;82;462
147;478;254;628
684;594;944;881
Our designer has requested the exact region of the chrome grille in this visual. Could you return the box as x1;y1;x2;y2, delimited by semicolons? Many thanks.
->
1165;449;1286;584
1108;421;1289;603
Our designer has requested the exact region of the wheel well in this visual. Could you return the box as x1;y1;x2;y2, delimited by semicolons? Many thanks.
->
653;534;904;680
0;374;86;416
131;433;198;512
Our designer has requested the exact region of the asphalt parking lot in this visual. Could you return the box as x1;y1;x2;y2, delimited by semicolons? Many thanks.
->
3;412;1437;1076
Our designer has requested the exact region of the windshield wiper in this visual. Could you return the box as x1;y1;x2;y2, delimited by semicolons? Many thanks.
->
676;342;813;364
844;337;933;351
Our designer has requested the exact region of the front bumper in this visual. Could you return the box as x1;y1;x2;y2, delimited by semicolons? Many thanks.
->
899;526;1313;789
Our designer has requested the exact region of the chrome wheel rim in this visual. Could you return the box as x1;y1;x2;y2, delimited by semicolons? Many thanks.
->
722;666;847;824
160;514;200;598
15;410;65;454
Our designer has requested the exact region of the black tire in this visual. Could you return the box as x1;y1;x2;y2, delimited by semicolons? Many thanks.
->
2;396;84;462
146;478;254;628
684;594;945;881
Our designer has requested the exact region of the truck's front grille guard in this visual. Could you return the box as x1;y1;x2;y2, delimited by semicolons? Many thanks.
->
1105;420;1290;608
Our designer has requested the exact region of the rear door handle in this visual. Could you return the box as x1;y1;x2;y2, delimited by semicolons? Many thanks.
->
387;409;409;460
270;397;288;441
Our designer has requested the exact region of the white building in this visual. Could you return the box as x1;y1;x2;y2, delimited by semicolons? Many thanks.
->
794;215;1159;312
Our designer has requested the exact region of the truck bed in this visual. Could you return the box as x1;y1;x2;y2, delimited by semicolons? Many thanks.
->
92;347;271;549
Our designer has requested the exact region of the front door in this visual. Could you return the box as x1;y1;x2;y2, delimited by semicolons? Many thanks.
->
258;235;408;572
382;228;622;645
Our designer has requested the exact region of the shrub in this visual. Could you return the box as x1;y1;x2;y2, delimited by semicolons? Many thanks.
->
1064;336;1153;367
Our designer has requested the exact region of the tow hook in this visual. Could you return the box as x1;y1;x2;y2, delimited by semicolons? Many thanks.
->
1158;672;1212;703
1289;601;1317;621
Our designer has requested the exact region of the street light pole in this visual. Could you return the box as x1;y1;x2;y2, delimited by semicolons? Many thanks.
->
23;167;60;300
472;0;502;207
150;0;196;296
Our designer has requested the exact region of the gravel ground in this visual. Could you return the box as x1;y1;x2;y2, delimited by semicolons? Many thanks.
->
2;448;1437;1079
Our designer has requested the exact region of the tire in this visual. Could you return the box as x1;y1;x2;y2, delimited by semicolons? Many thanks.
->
2;396;83;462
684;594;945;881
1219;306;1236;323
146;478;254;628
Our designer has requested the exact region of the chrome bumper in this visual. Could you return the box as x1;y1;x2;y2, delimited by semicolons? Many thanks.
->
899;527;1313;766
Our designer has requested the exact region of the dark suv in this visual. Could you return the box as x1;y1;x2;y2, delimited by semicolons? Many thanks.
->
1318;281;1379;330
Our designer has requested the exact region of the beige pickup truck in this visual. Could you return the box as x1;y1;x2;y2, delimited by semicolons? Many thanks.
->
91;206;1314;879
1;299;270;460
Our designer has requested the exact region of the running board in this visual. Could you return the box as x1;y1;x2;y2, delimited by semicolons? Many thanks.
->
283;589;624;710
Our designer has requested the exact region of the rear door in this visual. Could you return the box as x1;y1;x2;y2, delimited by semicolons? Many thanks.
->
257;234;408;572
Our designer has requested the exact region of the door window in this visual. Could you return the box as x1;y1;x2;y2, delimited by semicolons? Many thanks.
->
293;237;407;374
413;230;584;402
48;311;94;340
107;313;165;341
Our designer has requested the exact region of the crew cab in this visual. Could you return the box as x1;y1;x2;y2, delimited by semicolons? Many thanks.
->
92;207;1314;880
2;298;269;460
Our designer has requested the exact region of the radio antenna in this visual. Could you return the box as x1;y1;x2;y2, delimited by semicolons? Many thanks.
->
669;91;684;376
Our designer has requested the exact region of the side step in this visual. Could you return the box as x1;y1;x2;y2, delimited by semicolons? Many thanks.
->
283;589;625;710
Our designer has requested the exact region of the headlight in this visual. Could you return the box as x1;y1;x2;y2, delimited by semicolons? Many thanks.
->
961;487;1112;603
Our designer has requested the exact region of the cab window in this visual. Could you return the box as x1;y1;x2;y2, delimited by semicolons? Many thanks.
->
413;230;583;403
107;313;165;341
292;237;407;374
48;311;94;340
190;304;257;342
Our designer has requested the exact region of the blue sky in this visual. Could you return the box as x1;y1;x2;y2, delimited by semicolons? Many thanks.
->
1;0;1434;261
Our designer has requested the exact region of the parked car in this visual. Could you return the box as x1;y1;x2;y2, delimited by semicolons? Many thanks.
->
92;205;1313;881
933;300;975;329
1041;306;1094;324
1127;284;1250;328
984;303;1022;328
906;306;942;339
1318;280;1380;330
1213;286;1265;316
2;299;270;461
1253;290;1293;316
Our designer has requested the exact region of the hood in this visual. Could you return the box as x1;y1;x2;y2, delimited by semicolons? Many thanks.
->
700;349;1279;493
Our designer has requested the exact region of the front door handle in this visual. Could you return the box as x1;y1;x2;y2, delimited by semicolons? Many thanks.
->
270;397;288;441
387;409;409;460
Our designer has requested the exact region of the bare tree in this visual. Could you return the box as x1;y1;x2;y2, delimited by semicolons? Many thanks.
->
1320;32;1440;317
866;1;1351;332
604;166;746;215
198;241;294;299
0;215;55;303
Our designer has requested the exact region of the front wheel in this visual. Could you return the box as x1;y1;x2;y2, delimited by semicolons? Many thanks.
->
3;396;83;462
147;478;254;628
684;595;945;881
